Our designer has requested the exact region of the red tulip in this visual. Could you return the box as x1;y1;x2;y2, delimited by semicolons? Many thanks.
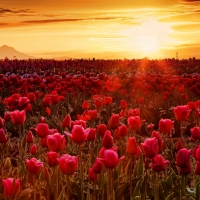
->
94;97;103;108
73;120;86;129
30;144;37;155
10;110;26;125
51;93;60;104
0;117;4;128
25;158;43;174
109;114;120;129
126;137;138;155
2;178;20;198
120;100;127;109
180;164;191;175
88;168;98;181
193;146;200;161
87;109;98;121
176;148;192;168
65;125;90;144
26;131;34;143
102;130;114;149
47;152;59;167
195;161;200;175
98;149;124;169
187;101;196;110
128;116;140;130
97;124;107;137
42;96;52;107
47;132;66;152
92;159;103;174
174;105;190;122
18;97;30;108
138;97;144;104
62;114;71;128
27;92;36;103
128;108;140;117
4;112;11;122
159;119;173;134
57;154;78;175
151;131;164;152
104;96;112;105
175;140;183;151
82;100;89;110
151;155;170;172
35;123;49;138
40;136;48;148
118;124;128;137
43;167;50;181
120;109;127;117
141;137;159;159
0;129;7;143
87;128;96;141
190;127;200;140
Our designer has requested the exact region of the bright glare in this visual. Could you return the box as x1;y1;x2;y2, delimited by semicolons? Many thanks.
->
137;36;158;53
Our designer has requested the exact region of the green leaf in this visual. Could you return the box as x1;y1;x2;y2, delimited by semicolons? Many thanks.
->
196;181;200;200
57;184;66;200
132;179;142;200
17;188;33;200
62;106;67;119
136;154;144;177
115;182;129;198
165;192;174;200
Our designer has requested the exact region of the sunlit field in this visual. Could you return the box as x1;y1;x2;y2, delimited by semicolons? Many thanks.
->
0;58;200;200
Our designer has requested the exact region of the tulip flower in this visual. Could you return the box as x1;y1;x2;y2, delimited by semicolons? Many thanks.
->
18;97;30;108
10;110;26;125
65;125;90;144
0;129;7;143
87;109;98;121
193;145;200;161
120;100;127;109
109;114;120;129
92;159;103;174
174;105;190;122
35;123;49;138
102;130;114;149
25;158;43;174
126;137;138;155
47;132;66;152
27;92;36;103
30;144;37;155
73;120;86;129
175;140;184;151
47;152;59;167
4;112;11;122
103;96;112;105
118;124;128;137
97;124;107;137
94;97;103;108
159;119;173;135
26;131;34;143
128;116;140;130
98;149;124;169
190;127;200;140
57;154;78;175
2;178;20;198
151;131;164;152
176;148;192;168
151;155;170;173
141;137;159;159
43;167;50;181
87;128;96;141
194;161;200;175
62;114;72;128
0;117;4;128
88;168;98;182
82;100;89;110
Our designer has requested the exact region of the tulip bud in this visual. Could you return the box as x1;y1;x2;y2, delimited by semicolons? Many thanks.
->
4;157;12;169
30;144;37;155
102;130;114;149
26;131;34;143
43;167;50;181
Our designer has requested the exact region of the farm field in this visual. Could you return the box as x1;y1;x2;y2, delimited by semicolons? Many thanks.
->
0;58;200;200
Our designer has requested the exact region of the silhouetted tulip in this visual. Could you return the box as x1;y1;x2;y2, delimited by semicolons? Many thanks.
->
174;105;190;122
159;119;173;134
2;178;20;198
47;152;59;167
10;110;26;125
47;132;66;152
25;158;43;174
57;154;78;175
98;149;124;169
141;137;159;159
65;125;90;144
151;155;170;172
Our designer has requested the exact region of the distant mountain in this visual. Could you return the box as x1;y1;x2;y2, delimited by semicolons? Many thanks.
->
0;45;36;60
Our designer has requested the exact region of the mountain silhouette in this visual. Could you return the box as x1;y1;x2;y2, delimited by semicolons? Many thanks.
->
0;45;36;60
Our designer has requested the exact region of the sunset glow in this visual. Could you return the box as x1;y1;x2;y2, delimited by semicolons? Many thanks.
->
0;0;200;59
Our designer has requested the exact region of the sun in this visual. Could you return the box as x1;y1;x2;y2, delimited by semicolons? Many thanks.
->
137;36;158;53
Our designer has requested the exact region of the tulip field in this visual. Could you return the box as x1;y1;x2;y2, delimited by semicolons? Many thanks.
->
1;58;200;200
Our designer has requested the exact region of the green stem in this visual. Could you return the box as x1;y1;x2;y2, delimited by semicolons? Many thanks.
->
129;156;134;199
33;175;37;200
101;168;105;200
79;145;84;200
66;175;70;200
154;172;159;200
181;175;187;200
93;180;96;200
54;167;58;200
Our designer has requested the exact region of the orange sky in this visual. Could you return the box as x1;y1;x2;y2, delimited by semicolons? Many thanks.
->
1;0;200;59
